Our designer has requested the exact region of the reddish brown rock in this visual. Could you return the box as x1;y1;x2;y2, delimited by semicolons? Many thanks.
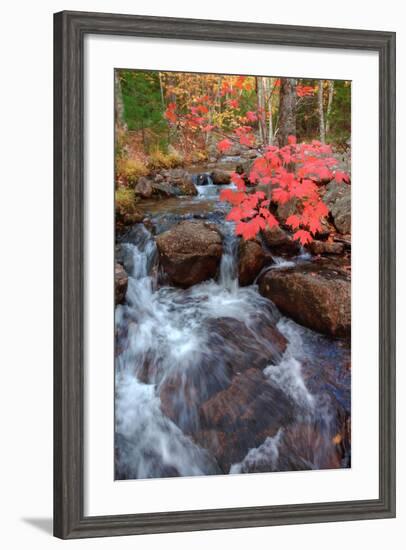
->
205;316;287;374
196;369;293;471
238;239;265;286
211;169;231;185
156;221;223;287
262;226;300;255
308;240;345;256
259;261;350;338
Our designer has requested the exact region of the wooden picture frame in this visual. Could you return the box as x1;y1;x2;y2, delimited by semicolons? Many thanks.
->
54;10;396;539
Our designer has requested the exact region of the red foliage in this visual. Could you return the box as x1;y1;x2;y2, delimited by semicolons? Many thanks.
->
296;84;315;97
219;138;348;242
164;95;350;243
164;102;177;123
217;139;233;153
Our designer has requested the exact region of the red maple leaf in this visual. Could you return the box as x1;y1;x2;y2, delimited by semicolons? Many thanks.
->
286;214;301;230
236;216;266;240
219;188;245;205
217;139;233;153
293;229;312;245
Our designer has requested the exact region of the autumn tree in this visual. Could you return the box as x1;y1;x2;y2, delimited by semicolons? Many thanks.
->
278;78;297;147
165;77;349;244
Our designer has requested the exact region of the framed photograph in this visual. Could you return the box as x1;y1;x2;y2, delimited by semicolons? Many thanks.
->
54;10;396;539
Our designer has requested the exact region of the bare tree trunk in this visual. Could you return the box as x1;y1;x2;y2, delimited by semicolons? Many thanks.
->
325;80;334;136
265;77;274;145
256;77;265;144
318;79;326;143
278;77;297;147
114;70;127;131
158;71;165;111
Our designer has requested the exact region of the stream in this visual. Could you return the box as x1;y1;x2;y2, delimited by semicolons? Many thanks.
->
114;168;351;480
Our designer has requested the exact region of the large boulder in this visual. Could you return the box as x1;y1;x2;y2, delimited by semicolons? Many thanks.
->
259;261;350;338
324;180;351;234
134;177;154;199
211;169;231;185
115;263;128;304
151;182;178;197
262;226;300;255
134;176;183;199
156;221;223;287
166;168;197;196
238;239;266;286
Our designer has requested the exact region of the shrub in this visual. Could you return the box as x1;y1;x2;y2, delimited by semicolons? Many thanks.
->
115;187;144;231
117;158;149;185
116;187;136;210
147;149;184;170
190;150;208;163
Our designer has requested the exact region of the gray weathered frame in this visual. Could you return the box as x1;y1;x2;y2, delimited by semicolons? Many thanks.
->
54;10;396;539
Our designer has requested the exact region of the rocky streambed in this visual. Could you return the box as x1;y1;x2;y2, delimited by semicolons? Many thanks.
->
114;159;351;479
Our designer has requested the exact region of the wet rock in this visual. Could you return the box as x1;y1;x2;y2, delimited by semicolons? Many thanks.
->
241;149;259;160
115;244;134;274
195;173;211;186
166;168;198;196
156;220;223;287
308;240;345;256
205;316;288;374
238;239;266;286
211;169;231;185
115;263;128;304
196;369;293;471
262;226;300;255
159;364;230;435
234;424;343;474
151;182;178;197
134;177;154;199
115;207;144;232
259;261;351;338
158;314;287;433
324;180;351;234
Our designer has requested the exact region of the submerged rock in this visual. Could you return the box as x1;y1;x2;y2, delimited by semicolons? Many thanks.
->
205;316;288;374
196;368;294;472
259;261;351;338
115;263;128;305
238;239;266;286
156;220;223;287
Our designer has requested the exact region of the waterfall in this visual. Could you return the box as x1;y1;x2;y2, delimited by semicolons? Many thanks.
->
115;183;350;479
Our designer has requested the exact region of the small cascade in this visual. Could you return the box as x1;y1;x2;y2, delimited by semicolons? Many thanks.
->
115;170;351;480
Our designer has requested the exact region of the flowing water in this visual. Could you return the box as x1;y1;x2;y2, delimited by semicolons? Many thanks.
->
115;174;351;480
